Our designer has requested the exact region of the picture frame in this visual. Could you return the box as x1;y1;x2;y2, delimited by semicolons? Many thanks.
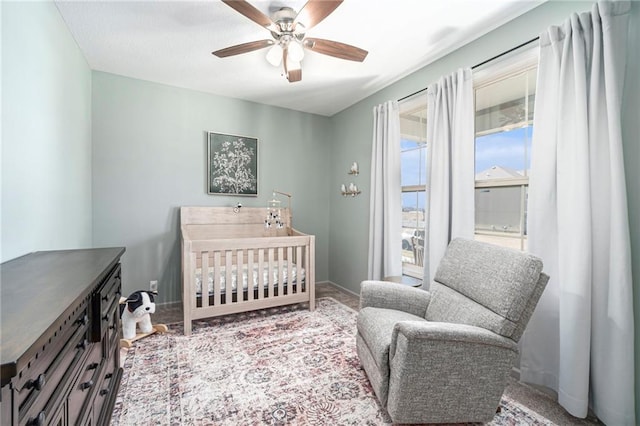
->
207;132;258;196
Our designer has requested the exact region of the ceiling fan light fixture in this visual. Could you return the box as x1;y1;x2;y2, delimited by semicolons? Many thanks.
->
266;44;283;66
287;41;304;62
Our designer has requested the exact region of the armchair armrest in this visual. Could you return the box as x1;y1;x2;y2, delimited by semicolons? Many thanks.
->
385;321;519;423
390;321;518;360
359;280;430;318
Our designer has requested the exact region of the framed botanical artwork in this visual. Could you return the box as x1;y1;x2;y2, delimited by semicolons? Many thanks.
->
207;132;258;196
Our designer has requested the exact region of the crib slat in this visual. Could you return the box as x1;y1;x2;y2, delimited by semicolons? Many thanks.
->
308;236;316;310
268;248;275;299
190;248;197;313
277;247;284;297
225;251;233;303
305;244;310;296
247;249;255;301
201;251;209;308
182;239;192;335
214;251;221;306
258;249;264;300
287;247;294;294
296;246;302;294
237;249;244;302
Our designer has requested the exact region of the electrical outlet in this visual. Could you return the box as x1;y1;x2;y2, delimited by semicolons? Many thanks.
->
150;280;158;292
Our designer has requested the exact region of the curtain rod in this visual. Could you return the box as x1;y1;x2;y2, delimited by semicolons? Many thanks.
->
397;36;540;102
471;36;539;70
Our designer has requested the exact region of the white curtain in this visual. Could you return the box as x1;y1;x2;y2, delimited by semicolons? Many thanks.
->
520;2;634;424
424;68;475;285
368;101;402;280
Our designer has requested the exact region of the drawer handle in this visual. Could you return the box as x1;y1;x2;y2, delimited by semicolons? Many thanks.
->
103;314;110;322
102;294;109;301
76;315;88;326
80;379;94;390
100;389;109;396
88;362;99;371
109;324;117;330
105;373;113;379
28;411;46;426
77;339;88;350
26;373;46;391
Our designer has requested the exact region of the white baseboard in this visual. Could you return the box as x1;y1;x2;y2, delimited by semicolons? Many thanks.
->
320;280;360;298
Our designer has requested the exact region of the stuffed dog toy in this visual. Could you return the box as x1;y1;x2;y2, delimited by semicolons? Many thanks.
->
120;290;157;340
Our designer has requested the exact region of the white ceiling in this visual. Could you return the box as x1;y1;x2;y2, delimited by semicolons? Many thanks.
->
54;0;545;117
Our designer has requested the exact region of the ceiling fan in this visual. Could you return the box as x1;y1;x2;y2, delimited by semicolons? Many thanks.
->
212;0;368;83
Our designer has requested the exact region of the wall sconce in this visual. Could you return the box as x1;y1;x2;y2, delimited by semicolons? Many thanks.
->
341;183;361;197
341;161;361;197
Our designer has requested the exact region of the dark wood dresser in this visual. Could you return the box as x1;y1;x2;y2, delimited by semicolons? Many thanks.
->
1;247;125;426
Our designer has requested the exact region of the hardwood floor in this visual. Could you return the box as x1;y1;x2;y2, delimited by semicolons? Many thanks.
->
315;281;360;311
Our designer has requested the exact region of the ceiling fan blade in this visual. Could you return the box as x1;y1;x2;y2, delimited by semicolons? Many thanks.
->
222;0;277;31
294;0;343;30
303;38;368;62
212;39;274;58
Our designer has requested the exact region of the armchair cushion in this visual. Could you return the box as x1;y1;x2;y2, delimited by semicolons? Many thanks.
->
427;238;547;341
425;282;519;338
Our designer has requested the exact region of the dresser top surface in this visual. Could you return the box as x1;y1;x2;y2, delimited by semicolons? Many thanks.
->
1;247;125;378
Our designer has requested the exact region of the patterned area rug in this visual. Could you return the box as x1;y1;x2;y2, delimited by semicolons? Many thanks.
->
111;298;555;425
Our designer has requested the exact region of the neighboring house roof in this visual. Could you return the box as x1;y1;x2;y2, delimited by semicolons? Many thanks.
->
475;165;524;180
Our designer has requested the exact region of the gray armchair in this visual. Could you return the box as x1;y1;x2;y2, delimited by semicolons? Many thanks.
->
356;238;549;424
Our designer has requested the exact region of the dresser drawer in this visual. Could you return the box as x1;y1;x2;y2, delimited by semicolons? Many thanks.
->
93;344;121;426
91;265;121;342
20;321;89;426
67;341;103;426
16;300;89;418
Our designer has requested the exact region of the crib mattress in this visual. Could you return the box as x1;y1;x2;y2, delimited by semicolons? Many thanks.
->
195;260;305;295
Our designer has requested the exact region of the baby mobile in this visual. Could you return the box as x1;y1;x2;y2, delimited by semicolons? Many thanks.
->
265;190;292;230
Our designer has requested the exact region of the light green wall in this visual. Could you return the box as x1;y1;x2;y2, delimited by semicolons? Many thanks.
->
329;0;639;418
1;1;92;262
91;72;331;303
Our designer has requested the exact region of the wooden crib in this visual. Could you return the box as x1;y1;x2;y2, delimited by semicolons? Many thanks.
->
180;206;315;335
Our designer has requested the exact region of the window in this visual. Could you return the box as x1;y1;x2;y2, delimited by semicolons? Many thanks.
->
399;94;427;277
397;46;537;271
473;47;538;251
